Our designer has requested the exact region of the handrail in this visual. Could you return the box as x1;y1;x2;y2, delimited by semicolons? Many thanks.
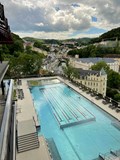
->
0;79;13;160
12;101;16;160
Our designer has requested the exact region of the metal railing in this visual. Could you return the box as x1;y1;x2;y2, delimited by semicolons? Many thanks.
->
11;101;16;160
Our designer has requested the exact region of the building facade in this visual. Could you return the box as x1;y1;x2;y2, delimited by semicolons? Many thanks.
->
70;57;119;72
73;68;107;96
0;3;12;44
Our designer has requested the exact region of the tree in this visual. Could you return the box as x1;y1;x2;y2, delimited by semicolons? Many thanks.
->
25;46;32;54
7;53;43;78
107;70;120;89
63;65;80;80
63;65;74;79
91;61;120;90
19;53;43;76
34;41;49;51
72;68;80;79
114;94;120;102
106;87;118;99
91;61;110;73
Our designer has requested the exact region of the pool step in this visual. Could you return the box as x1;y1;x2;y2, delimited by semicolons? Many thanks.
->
46;138;61;160
17;119;39;153
99;152;118;160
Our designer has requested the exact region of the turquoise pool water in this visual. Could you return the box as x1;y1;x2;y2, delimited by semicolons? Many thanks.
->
30;82;120;160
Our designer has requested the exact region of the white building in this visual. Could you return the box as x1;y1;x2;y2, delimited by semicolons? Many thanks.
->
70;57;119;72
72;68;107;96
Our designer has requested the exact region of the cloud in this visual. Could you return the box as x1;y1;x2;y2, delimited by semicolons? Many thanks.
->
15;30;100;40
1;0;120;39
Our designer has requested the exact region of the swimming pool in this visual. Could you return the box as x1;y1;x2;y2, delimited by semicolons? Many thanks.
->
30;81;120;160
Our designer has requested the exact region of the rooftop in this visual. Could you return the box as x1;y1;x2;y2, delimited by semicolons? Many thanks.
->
75;57;117;64
75;68;106;77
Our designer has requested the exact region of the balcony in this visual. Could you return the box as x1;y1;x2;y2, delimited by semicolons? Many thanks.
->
0;3;13;44
0;79;14;160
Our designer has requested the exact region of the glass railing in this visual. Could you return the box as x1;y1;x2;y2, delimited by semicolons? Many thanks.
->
0;79;13;160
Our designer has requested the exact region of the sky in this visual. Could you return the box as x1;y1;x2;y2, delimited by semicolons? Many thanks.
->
1;0;120;39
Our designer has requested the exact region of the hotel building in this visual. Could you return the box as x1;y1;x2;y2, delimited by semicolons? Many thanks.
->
72;68;107;97
70;57;119;72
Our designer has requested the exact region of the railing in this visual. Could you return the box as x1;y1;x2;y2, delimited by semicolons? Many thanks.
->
12;101;16;160
0;79;13;160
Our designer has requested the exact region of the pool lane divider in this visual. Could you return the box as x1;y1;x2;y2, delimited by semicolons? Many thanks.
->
58;86;95;120
50;87;85;120
51;87;92;120
39;87;96;129
50;87;96;122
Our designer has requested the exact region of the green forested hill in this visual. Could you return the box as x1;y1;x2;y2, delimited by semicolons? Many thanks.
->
23;27;120;45
91;27;120;43
100;27;120;40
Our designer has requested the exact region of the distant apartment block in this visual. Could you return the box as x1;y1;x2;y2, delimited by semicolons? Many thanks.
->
70;57;119;72
73;68;107;96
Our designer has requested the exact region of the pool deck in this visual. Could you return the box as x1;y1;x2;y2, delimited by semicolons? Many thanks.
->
16;76;120;160
16;79;52;160
16;79;39;126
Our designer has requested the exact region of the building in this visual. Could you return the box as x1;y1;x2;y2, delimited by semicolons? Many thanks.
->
73;68;107;96
0;3;13;44
70;57;119;72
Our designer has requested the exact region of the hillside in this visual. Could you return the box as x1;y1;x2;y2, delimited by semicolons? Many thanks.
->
23;37;44;43
100;27;120;40
23;27;120;46
23;37;60;44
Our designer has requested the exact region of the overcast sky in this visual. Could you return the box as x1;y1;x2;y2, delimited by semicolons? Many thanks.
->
1;0;120;39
